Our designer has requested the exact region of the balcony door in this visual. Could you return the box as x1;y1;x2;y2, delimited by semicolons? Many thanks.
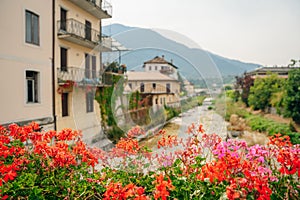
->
85;20;91;41
85;53;91;78
61;47;67;72
60;8;67;31
92;56;96;79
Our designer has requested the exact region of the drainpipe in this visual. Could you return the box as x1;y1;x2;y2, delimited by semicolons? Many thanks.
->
52;0;57;130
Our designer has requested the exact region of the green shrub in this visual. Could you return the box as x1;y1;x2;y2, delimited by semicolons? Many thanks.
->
247;115;292;135
286;132;300;144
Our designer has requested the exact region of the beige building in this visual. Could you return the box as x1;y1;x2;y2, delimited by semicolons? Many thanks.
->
54;0;112;143
126;71;180;107
0;1;113;146
143;55;178;80
0;0;54;129
245;66;300;79
183;80;195;96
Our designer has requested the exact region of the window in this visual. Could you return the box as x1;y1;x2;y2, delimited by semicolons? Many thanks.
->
140;83;145;93
85;53;91;78
160;98;162;104
25;10;39;45
85;20;91;41
128;83;132;89
26;71;39;103
62;93;69;117
61;47;67;71
155;66;158;70
166;83;171;93
152;83;156;89
86;92;94;113
60;8;67;31
92;55;97;79
149;66;152;71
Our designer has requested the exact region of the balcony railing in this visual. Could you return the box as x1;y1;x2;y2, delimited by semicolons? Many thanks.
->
57;66;101;86
58;19;111;50
160;68;174;74
68;0;112;19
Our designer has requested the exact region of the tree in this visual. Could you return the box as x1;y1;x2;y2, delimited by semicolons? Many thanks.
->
284;68;300;124
235;73;254;106
248;74;284;111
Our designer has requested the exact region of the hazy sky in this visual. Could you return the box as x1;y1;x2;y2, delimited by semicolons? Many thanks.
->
104;0;300;66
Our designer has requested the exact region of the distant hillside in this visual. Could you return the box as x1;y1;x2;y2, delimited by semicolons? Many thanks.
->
102;24;259;80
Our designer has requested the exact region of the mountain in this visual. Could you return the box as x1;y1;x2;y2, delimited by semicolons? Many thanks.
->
102;24;260;81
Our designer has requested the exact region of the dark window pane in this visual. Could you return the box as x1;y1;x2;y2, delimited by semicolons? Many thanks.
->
25;10;39;45
85;54;90;78
140;83;144;93
85;20;91;41
153;83;156;89
166;83;171;93
60;8;67;31
62;93;69;117
32;15;39;44
92;56;96;79
86;92;94;113
26;70;38;103
27;80;33;102
61;47;67;71
25;12;31;43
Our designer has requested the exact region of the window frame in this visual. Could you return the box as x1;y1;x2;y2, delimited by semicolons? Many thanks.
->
25;10;40;45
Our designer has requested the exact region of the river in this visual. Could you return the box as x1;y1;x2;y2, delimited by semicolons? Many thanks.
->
140;97;269;150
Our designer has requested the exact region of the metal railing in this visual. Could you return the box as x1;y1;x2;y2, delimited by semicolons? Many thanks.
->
57;66;101;86
160;68;174;74
57;19;100;44
87;0;112;17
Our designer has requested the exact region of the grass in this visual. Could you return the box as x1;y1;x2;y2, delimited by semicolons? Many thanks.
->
215;96;300;144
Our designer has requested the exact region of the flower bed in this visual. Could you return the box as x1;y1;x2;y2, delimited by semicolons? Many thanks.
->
0;122;299;199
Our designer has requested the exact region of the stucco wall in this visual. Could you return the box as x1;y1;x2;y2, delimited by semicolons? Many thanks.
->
0;0;53;126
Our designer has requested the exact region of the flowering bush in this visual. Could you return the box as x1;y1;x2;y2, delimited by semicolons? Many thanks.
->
0;123;299;199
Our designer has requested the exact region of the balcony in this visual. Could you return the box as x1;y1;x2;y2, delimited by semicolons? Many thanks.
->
159;68;174;74
68;0;112;19
100;34;113;52
57;66;101;86
57;19;112;50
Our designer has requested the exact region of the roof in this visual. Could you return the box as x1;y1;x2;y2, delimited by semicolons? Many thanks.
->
246;66;300;75
126;71;177;81
144;56;178;69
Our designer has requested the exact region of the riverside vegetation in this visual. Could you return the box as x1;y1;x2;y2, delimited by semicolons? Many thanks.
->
1;122;299;199
220;69;300;145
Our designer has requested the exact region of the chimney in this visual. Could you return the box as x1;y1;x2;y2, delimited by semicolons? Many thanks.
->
170;59;173;64
162;55;165;59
